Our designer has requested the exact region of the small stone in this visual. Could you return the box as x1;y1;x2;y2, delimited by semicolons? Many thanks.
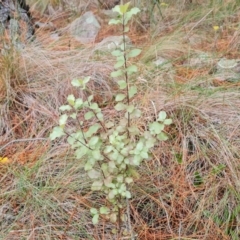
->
69;11;101;44
94;35;131;51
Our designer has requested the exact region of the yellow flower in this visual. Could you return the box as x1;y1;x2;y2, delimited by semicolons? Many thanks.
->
0;157;9;164
213;25;220;31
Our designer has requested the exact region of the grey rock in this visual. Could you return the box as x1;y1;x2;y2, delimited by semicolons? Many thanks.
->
0;2;10;27
94;35;131;51
50;33;60;41
0;0;35;41
69;11;101;44
214;58;240;82
186;52;214;68
154;57;173;70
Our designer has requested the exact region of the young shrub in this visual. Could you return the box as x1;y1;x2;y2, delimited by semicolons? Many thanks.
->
50;2;172;238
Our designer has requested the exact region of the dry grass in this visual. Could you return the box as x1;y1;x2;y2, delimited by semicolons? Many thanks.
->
1;0;240;239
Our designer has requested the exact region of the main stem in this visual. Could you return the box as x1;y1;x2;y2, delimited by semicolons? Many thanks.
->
122;14;131;137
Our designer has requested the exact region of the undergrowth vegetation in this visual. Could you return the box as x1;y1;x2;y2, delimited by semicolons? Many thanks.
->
1;0;240;239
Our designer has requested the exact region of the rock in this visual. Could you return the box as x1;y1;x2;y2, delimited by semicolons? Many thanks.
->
94;35;131;51
50;33;60;41
0;2;10;27
154;57;173;70
186;52;213;68
0;0;35;41
184;34;206;47
214;58;240;82
69;11;101;44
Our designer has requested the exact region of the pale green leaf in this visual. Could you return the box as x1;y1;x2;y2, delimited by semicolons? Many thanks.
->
117;175;123;183
125;177;133;184
136;141;144;152
127;49;141;58
91;180;103;191
145;137;156;148
157;132;169;141
126;105;134;113
109;151;121;162
117;80;127;89
129;7;141;15
116;125;127;132
88;95;93;102
111;70;123;78
59;114;68;126
89;102;99;110
104;145;114;154
83;76;91;84
89;136;99;146
140;150;148;159
100;207;110;215
115;102;127;111
104;176;113;187
120;147;129;156
84;161;93;171
101;163;108;172
164;119;173;125
88;169;101;179
70;113;77;119
123;13;131;24
84;111;94;120
116;55;124;62
132;155;141;165
75;146;88;159
90;208;98;215
67;94;75;106
74;98;83;109
114;60;125;68
92;150;103;160
50;126;66;140
125;191;131;199
71;79;82;87
67;135;75;145
149;122;164;134
120;43;125;51
129;86;137;98
108;189;118;199
128;126;140;135
131;109;141;118
115;93;126;101
119;183;126;192
85;124;101;137
158;111;167;121
126;65;138;74
92;214;99;225
97;112;104;121
112;5;122;15
108;161;116;169
111;50;123;57
109;19;122;25
59;105;71;111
